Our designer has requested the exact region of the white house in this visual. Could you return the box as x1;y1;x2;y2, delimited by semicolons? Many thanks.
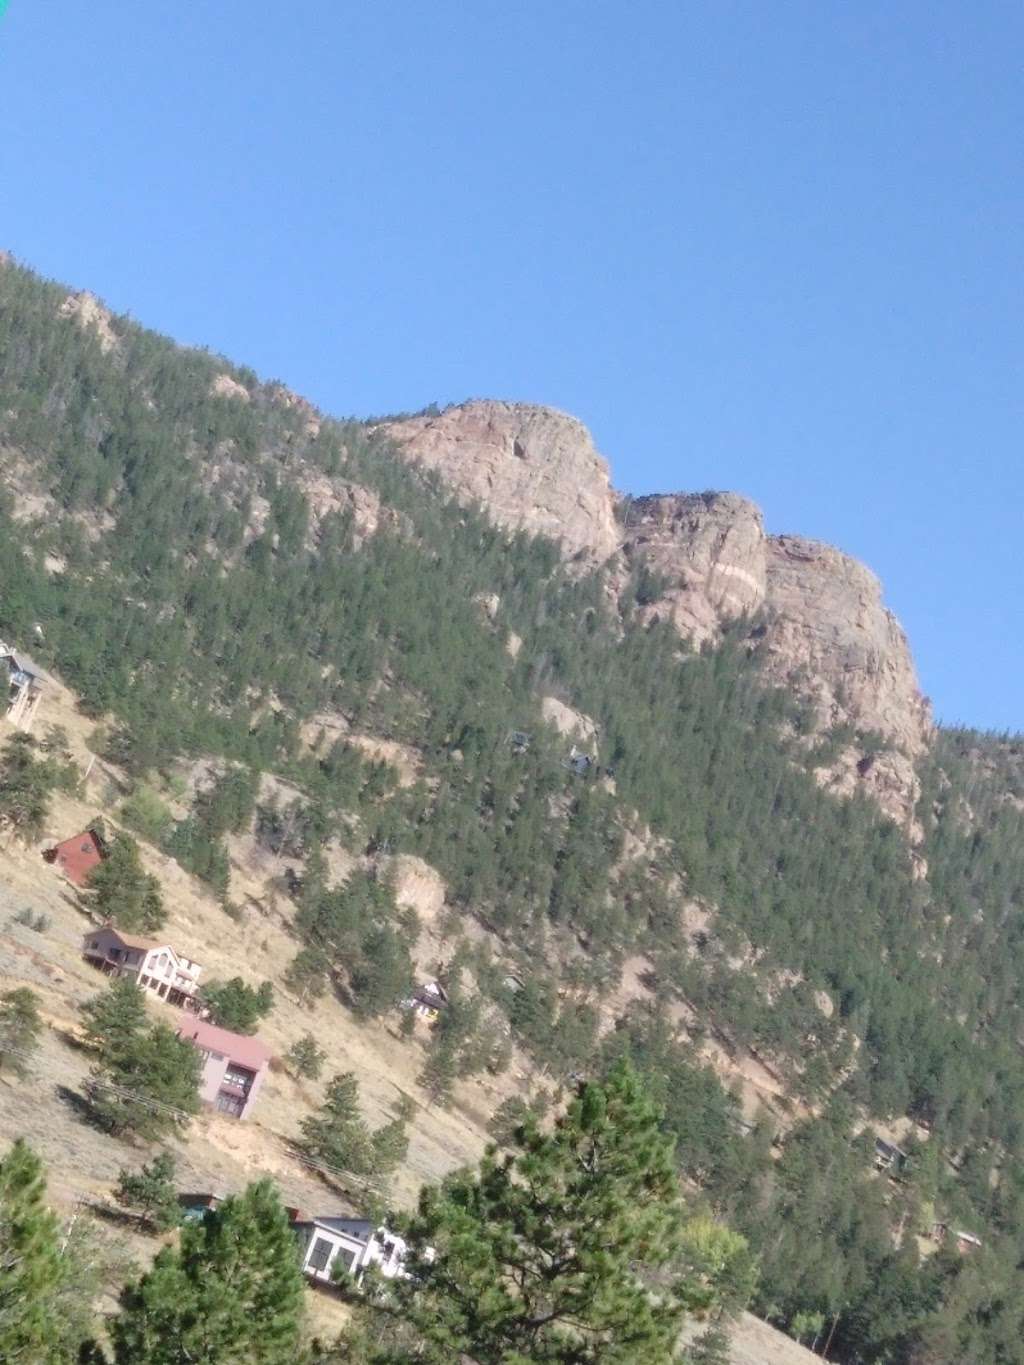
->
1;641;47;731
289;1214;409;1285
82;926;202;1008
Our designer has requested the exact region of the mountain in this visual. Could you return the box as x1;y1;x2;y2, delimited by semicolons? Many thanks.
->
2;253;1024;1362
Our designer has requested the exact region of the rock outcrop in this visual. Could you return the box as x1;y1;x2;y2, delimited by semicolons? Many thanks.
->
762;536;930;757
622;492;766;645
58;291;118;353
381;401;620;563
381;400;933;830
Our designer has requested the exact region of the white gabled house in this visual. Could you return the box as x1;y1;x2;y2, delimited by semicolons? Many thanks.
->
288;1213;409;1286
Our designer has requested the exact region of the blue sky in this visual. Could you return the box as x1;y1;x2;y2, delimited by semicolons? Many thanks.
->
1;2;1021;729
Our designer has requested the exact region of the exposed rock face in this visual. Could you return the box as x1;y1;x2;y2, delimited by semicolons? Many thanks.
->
381;399;932;829
210;373;250;402
382;401;620;563
541;696;599;747
762;537;931;756
58;291;118;353
622;492;766;645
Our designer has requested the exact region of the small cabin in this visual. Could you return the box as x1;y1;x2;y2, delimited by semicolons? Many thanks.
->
177;1191;225;1224
874;1136;909;1178
45;829;106;886
402;980;450;1022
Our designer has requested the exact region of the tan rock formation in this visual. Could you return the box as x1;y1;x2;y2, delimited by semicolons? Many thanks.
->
379;398;931;828
540;696;599;747
381;401;620;563
762;536;930;754
210;373;251;402
622;492;766;645
58;291;118;353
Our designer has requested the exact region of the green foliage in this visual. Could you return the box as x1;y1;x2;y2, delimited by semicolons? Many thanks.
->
354;1061;739;1363
0;1139;80;1363
119;785;174;845
284;1032;327;1080
109;1178;305;1364
86;834;164;933
5;258;1024;1362
82;976;200;1140
299;1072;407;1189
114;1151;181;1233
0;986;43;1079
200;978;274;1035
0;731;72;841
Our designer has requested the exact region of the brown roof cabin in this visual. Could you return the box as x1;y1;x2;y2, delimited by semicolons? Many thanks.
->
45;828;106;886
82;926;202;1009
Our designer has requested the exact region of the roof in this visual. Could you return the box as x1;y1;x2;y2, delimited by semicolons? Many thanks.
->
176;1017;272;1071
1;646;51;685
291;1215;374;1242
100;927;163;952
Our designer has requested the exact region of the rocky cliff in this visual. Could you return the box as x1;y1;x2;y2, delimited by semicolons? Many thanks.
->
381;401;620;563
382;401;932;829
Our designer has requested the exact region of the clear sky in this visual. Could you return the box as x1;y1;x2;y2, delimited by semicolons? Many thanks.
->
1;2;1021;730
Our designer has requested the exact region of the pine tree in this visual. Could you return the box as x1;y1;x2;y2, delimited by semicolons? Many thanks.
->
284;1032;326;1080
86;833;165;933
300;1072;374;1178
115;1151;181;1232
90;1021;201;1141
81;974;149;1059
357;1060;709;1363
109;1179;305;1364
199;977;274;1034
0;987;43;1079
0;1139;66;1363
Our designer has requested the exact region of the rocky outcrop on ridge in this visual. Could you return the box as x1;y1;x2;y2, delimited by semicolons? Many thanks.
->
622;492;767;645
381;401;620;563
381;401;933;829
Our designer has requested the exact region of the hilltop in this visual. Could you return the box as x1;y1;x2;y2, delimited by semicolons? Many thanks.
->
2;254;1024;1361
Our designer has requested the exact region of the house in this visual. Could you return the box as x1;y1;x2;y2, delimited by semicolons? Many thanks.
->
288;1213;409;1286
82;926;202;1008
0;640;47;731
177;1191;225;1224
45;828;106;885
401;979;449;1022
874;1136;909;1177
176;1017;272;1120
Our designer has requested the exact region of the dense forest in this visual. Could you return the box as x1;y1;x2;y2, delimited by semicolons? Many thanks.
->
3;256;1024;1361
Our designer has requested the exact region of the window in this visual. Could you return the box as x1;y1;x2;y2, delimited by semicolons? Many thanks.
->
307;1237;334;1273
223;1065;255;1091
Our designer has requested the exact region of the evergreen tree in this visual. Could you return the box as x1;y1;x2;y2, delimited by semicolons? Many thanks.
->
300;1072;375;1179
109;1179;305;1364
114;1151;181;1232
0;1140;67;1363
0;732;70;841
356;1061;719;1363
284;1032;326;1080
0;987;43;1079
81;974;148;1059
86;834;164;933
199;977;274;1034
89;1020;201;1141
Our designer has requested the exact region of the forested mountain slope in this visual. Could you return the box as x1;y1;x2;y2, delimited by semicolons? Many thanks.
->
3;254;1024;1361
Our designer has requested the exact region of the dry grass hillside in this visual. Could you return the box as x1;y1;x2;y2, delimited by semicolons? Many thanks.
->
0;669;812;1363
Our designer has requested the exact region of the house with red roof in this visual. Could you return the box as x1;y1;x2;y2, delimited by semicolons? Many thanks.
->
176;1017;272;1120
46;828;106;885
